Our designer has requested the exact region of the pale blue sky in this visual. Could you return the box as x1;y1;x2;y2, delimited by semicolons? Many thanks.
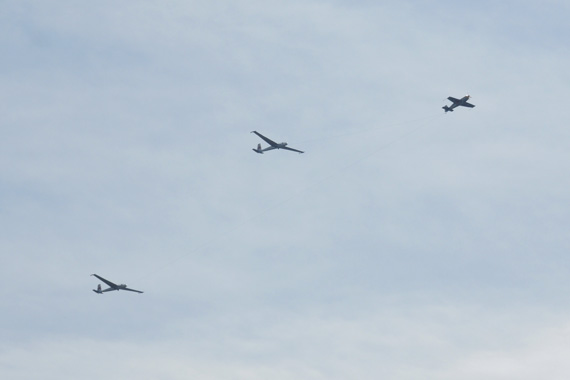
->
1;1;570;379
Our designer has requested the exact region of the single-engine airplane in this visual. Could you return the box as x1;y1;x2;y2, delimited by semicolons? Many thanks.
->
251;131;304;154
91;274;143;294
443;95;475;112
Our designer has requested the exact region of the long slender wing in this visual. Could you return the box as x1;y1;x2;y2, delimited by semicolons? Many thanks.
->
281;146;304;154
447;96;460;103
124;287;144;294
251;131;278;147
462;102;475;108
91;274;118;288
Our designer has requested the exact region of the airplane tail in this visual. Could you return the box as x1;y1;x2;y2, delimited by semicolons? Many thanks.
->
93;284;102;294
442;106;453;113
252;143;263;154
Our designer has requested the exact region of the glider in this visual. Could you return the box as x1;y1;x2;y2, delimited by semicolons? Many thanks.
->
251;131;304;154
91;274;143;294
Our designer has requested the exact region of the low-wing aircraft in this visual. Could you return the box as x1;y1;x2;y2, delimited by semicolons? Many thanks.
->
91;274;143;294
443;95;475;112
251;131;304;154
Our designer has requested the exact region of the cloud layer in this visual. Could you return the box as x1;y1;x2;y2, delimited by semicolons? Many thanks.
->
1;1;570;378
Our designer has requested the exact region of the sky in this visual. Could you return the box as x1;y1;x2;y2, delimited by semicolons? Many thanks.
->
1;1;570;379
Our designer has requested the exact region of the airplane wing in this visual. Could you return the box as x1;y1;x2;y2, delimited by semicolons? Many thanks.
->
91;274;118;288
463;102;475;108
251;131;278;147
447;96;461;103
124;287;144;294
281;146;304;154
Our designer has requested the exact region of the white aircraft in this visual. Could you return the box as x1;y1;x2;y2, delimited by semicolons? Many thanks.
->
443;95;475;112
251;131;304;154
91;274;143;294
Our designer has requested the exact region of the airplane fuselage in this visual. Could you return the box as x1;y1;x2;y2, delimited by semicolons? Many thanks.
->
253;142;288;154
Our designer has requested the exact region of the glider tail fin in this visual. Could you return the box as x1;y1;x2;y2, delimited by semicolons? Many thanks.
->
253;143;263;154
93;284;102;294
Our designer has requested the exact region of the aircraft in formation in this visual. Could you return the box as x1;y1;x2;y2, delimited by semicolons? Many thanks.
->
91;274;143;294
251;131;304;154
443;95;475;112
250;95;474;157
93;95;474;293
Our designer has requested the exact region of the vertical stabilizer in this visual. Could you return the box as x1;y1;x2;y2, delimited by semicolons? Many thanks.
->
253;143;264;153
